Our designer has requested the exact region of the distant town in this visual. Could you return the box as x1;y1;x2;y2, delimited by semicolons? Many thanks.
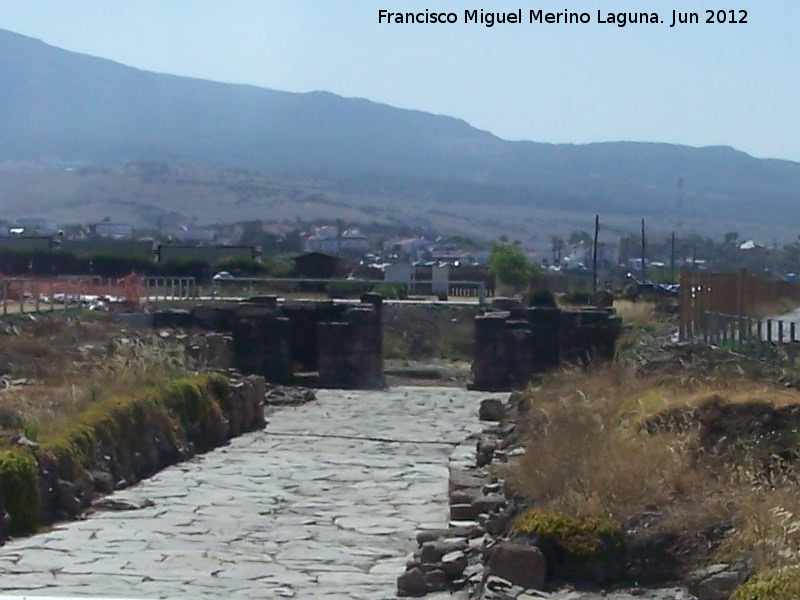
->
3;216;799;288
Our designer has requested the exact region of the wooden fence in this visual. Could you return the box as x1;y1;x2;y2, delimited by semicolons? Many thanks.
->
701;311;800;365
679;269;800;339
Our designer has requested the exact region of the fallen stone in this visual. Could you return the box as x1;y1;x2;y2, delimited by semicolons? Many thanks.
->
476;438;498;467
450;489;477;504
416;525;476;545
56;479;82;515
424;568;450;592
88;469;114;494
483;482;503;494
91;496;155;511
440;549;468;578
480;398;505;421
687;563;752;600
419;538;468;563
486;541;546;590
450;503;481;521
398;566;428;597
471;493;506;514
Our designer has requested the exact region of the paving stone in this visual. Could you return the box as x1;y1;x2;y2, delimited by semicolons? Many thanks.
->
0;385;692;600
0;386;484;599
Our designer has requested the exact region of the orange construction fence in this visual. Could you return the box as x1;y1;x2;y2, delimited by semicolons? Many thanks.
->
0;272;145;313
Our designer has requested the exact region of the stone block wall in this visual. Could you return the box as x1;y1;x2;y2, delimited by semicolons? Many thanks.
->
231;311;292;384
152;294;384;389
471;306;621;391
318;294;385;389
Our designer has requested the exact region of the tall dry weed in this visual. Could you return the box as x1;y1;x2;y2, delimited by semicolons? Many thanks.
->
0;317;193;439
506;362;800;568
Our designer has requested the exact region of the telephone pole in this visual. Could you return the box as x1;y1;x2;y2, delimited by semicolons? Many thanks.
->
592;214;599;294
641;218;646;282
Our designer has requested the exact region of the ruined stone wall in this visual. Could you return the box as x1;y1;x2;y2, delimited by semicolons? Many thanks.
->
151;294;384;389
318;293;385;389
471;302;621;391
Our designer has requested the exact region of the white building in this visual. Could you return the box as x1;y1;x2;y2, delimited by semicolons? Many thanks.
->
90;223;133;238
302;226;370;255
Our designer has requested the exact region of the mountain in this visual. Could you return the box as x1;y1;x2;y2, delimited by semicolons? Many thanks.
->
1;27;800;238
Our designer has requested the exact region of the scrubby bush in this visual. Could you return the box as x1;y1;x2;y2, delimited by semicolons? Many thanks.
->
562;290;592;305
511;509;624;561
372;282;408;300
731;568;800;600
0;449;40;535
525;288;557;308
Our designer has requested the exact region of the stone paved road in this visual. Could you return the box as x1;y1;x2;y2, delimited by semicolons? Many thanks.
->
0;386;694;600
0;387;485;599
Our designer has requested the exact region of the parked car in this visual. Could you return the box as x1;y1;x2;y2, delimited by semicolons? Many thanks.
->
212;271;234;282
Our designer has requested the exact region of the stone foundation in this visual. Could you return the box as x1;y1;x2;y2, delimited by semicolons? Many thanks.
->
471;302;621;391
151;294;385;389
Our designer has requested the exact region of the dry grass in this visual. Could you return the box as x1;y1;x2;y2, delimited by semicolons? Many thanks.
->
0;315;193;442
614;299;661;328
505;360;800;571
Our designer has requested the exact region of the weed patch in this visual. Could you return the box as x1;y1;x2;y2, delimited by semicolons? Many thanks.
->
0;448;39;535
511;509;623;560
731;568;800;600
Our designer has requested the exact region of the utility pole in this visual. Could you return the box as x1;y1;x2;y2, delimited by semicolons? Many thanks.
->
592;214;599;294
641;218;646;282
670;231;676;283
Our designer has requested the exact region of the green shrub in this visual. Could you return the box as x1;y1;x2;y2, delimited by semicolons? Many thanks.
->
731;568;800;600
562;290;592;305
0;449;40;535
510;509;624;560
383;331;413;360
525;288;557;308
372;282;408;300
0;407;22;431
328;280;371;298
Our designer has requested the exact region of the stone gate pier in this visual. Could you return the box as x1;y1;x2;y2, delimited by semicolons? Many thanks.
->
153;293;385;389
471;301;622;391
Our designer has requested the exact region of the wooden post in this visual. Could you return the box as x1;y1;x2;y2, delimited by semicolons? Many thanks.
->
779;320;785;344
19;282;24;314
34;281;40;313
49;280;55;312
739;316;747;350
1;281;6;316
592;214;599;295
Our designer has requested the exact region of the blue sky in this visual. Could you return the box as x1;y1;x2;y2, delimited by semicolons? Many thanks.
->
1;0;797;160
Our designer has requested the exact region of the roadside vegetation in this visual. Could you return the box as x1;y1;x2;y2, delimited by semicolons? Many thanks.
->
0;313;249;537
0;314;194;447
504;301;800;596
382;304;477;362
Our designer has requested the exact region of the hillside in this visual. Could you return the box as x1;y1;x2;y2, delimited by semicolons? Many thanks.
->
1;28;800;240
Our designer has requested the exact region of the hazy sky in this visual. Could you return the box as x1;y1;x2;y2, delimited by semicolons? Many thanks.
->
1;0;797;161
